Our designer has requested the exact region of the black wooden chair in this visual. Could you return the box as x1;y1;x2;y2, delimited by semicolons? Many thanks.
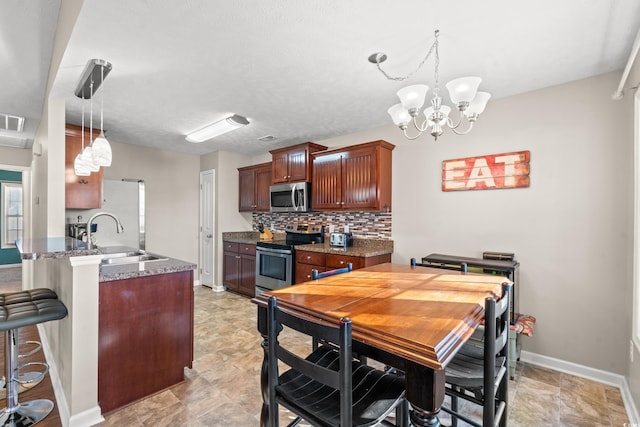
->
410;257;468;272
311;263;353;280
266;296;406;427
441;282;511;427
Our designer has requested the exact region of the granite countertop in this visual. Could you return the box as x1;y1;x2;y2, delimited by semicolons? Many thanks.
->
100;257;197;282
17;237;99;260
17;238;196;282
294;240;393;257
222;231;393;257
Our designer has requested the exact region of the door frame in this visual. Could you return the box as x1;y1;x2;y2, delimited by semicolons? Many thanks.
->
199;169;221;291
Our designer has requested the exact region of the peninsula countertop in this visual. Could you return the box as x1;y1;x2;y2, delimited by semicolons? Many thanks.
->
17;238;196;282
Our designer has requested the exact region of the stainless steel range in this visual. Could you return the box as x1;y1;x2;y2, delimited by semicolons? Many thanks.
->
255;223;324;295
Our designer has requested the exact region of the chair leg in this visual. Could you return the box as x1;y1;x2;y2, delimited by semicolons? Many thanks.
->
0;329;54;426
451;394;458;427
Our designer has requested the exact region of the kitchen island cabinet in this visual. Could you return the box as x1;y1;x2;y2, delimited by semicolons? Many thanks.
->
238;162;272;212
270;142;327;184
312;140;394;211
295;247;391;284
98;269;194;414
223;241;256;297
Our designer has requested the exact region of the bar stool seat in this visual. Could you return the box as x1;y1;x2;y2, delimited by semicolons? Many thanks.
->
0;291;67;426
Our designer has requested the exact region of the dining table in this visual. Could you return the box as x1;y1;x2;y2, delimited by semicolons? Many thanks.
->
253;262;511;427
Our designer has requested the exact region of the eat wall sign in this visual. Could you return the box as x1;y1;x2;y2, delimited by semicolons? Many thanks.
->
442;150;530;192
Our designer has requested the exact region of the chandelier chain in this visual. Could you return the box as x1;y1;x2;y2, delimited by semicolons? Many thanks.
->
375;30;440;82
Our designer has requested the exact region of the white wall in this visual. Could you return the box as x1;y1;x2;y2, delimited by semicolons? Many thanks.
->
312;71;633;375
103;140;200;265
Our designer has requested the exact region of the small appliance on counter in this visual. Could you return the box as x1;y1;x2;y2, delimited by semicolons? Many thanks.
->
329;232;353;248
67;216;97;241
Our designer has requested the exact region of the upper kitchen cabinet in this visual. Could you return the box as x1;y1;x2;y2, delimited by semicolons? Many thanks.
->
65;124;104;209
269;142;327;184
238;162;272;212
312;140;394;211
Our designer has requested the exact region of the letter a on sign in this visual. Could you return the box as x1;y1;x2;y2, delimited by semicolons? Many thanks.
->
441;151;530;192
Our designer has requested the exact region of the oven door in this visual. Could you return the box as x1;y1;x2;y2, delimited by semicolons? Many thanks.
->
255;246;294;293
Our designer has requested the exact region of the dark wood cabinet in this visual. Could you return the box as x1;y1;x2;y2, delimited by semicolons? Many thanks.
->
295;249;391;284
223;241;256;297
312;140;394;211
238;162;272;212
270;142;327;184
98;270;194;414
65;124;104;209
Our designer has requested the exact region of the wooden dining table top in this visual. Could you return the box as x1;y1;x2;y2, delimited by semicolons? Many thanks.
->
253;263;510;370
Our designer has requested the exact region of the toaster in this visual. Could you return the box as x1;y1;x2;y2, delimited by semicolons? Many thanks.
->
329;232;353;248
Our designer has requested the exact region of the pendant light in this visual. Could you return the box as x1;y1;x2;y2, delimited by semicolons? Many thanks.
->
91;63;112;167
74;90;91;176
81;81;99;172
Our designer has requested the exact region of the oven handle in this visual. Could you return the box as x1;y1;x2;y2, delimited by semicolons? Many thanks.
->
256;246;293;255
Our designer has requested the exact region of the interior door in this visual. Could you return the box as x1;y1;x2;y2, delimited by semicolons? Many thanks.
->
199;170;216;289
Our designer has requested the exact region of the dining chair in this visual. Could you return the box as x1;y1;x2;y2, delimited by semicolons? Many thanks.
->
441;282;511;427
311;263;353;280
410;257;468;272
266;296;406;427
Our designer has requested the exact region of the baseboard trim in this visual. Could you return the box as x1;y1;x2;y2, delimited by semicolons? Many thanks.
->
0;263;21;269
521;350;639;423
38;323;105;427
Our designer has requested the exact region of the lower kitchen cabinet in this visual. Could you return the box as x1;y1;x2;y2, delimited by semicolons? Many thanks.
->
223;241;256;297
295;250;391;284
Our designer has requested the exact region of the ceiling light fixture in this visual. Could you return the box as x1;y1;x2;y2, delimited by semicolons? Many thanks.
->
185;114;250;143
369;30;490;141
73;59;112;176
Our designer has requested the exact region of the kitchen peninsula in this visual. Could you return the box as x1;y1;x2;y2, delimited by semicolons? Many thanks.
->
16;237;196;425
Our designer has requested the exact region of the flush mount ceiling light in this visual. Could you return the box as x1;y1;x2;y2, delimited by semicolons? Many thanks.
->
369;30;491;141
185;114;250;143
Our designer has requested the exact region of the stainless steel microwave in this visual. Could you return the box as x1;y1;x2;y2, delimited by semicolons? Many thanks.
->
270;182;311;213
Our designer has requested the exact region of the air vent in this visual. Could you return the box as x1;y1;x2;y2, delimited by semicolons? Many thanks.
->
0;114;25;132
257;135;276;142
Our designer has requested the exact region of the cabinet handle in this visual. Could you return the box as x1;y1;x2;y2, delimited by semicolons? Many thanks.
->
235;256;241;259
336;202;340;205
306;275;311;279
306;256;311;260
340;260;344;265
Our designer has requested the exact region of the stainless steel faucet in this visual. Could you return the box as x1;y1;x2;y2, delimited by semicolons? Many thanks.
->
86;212;124;247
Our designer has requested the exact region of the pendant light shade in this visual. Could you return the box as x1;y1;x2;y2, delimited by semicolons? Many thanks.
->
92;131;112;167
74;153;91;176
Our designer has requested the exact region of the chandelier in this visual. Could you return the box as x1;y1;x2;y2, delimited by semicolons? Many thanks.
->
369;30;490;141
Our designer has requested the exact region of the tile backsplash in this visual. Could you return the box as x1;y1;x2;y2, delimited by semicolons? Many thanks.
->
252;211;392;239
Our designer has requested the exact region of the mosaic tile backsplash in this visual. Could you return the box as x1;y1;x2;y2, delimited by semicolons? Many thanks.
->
252;211;392;239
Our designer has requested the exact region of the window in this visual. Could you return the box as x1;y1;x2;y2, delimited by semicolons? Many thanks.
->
1;182;22;248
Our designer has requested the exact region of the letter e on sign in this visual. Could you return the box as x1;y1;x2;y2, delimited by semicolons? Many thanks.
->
441;151;530;192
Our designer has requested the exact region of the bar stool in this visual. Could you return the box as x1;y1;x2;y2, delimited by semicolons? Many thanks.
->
0;290;58;397
0;290;67;426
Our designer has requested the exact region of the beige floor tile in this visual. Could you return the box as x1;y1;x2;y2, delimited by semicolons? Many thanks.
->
98;285;633;427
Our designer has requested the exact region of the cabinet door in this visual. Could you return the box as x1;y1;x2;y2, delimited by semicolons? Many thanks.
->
65;125;103;209
326;254;363;270
272;151;289;184
341;146;377;210
223;251;240;290
238;168;256;211
312;153;342;210
287;148;308;182
239;253;256;297
255;165;272;211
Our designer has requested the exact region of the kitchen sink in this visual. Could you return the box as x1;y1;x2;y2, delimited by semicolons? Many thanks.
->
101;250;167;265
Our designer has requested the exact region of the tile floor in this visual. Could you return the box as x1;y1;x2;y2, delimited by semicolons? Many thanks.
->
101;287;630;427
0;267;632;426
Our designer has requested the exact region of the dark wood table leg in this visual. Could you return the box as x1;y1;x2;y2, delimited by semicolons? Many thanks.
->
405;361;445;427
257;306;271;427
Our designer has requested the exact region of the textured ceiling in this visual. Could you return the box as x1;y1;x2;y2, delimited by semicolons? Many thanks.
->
2;0;640;155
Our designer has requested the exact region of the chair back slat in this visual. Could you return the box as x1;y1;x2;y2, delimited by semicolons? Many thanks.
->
312;263;353;280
